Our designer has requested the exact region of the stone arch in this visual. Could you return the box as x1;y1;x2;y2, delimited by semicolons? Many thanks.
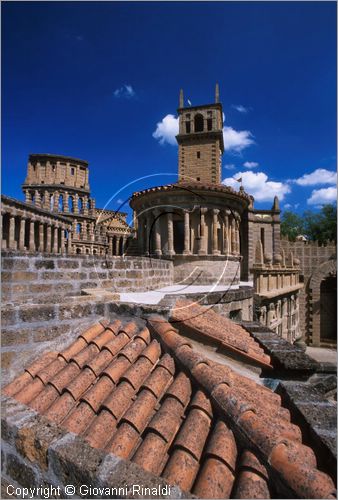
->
309;258;337;346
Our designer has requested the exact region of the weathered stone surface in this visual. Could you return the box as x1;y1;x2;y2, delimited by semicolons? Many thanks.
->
6;454;37;488
19;306;56;323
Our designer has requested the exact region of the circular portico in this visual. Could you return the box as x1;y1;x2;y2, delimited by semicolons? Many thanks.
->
130;181;251;285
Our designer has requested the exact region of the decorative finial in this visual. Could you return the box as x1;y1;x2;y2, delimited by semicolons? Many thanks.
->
272;195;280;211
179;89;184;108
215;83;220;103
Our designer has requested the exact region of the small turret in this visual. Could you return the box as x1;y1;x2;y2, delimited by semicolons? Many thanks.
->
272;196;280;211
179;89;184;108
215;83;220;103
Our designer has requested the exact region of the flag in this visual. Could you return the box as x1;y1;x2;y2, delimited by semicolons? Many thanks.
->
236;177;242;183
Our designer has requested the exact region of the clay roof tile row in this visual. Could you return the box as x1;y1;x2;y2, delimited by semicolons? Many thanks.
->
3;316;336;499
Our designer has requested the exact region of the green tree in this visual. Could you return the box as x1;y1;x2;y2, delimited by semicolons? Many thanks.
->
303;204;337;244
280;211;304;241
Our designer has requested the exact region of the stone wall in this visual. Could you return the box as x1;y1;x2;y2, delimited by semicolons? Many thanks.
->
2;251;174;304
280;239;336;345
173;255;241;286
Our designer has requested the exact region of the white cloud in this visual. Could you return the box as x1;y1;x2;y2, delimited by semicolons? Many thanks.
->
283;203;292;210
113;84;135;99
243;161;259;169
232;104;249;113
116;198;124;204
307;187;337;205
223;127;255;153
152;115;254;153
224;163;236;170
295;168;337;186
222;171;291;201
152;114;179;145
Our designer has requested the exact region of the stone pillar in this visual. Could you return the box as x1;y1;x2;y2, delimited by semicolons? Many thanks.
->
212;209;220;255
83;196;89;215
53;226;59;253
90;222;95;242
183;210;191;255
67;230;73;254
46;225;52;253
25;190;31;204
74;194;79;214
109;236;113;255
38;223;45;252
115;236;121;256
154;210;162;256
8;215;16;250
64;192;69;213
281;297;288;339
44;192;50;210
167;212;175;256
82;221;87;240
60;226;65;254
145;213;151;255
29;220;36;251
223;211;229;255
53;191;59;212
35;190;41;208
231;216;237;254
121;236;126;255
198;208;207;255
19;217;26;251
236;217;241;254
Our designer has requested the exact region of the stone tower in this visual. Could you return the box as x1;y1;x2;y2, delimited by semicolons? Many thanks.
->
176;84;224;184
22;153;97;251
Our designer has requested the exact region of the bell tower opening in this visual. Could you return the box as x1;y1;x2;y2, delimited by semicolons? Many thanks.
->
176;84;224;185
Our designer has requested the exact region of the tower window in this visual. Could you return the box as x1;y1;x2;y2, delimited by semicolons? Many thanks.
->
52;165;56;172
197;151;201;159
197;177;200;181
185;121;191;133
207;118;212;131
194;114;204;132
71;167;75;175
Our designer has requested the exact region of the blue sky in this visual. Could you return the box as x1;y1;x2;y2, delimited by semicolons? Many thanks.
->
3;1;337;222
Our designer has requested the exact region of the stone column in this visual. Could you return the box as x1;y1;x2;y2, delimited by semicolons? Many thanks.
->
90;222;95;242
82;221;87;240
29;220;36;251
198;208;207;255
83;196;89;215
90;198;96;216
35;190;41;208
9;215;16;250
19;217;26;251
60;226;65;254
145;213;151;255
212;209;220;255
281;297;288;339
53;191;59;212
53;226;59;253
109;236;113;255
64;192;69;212
67;230;73;254
231;216;237;254
121;236;126;255
236;217;241;254
38;223;45;252
74;194;79;214
115;236;121;256
223;211;229;255
154;209;162;256
183;210;191;255
46;225;52;253
44;192;50;210
167;212;175;256
25;190;31;204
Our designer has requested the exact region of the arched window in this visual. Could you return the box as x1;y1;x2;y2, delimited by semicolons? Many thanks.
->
78;197;83;213
194;114;204;132
69;196;74;213
58;194;64;211
76;223;81;234
76;248;81;254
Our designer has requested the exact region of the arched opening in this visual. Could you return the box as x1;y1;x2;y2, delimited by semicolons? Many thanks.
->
76;248;81;254
173;219;184;254
320;276;337;343
76;223;81;236
194;114;204;132
78;198;83;214
69;196;74;213
58;194;64;212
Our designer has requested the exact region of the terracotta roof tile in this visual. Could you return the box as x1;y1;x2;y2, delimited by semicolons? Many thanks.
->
84;409;117;450
64;367;96;400
79;322;106;344
62;401;96;435
81;375;115;412
30;385;59;413
232;450;270;499
4;318;336;499
170;299;272;368
44;392;75;424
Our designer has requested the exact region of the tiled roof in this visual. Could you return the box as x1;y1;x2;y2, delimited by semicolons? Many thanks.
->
3;317;336;499
171;299;272;369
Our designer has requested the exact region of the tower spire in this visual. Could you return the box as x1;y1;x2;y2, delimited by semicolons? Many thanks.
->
215;82;220;103
179;89;184;108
